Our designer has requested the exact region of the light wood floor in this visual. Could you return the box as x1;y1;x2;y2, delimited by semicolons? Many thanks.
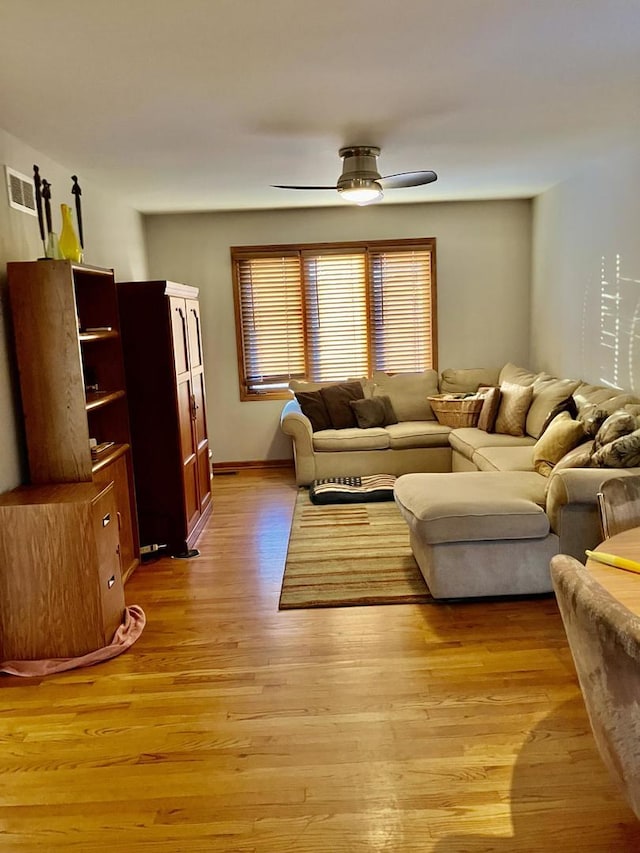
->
1;468;639;852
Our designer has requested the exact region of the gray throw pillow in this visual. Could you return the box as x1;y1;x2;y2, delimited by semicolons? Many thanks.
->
350;395;397;429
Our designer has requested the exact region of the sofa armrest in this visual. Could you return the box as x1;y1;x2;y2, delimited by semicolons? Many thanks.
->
546;467;640;532
280;399;317;484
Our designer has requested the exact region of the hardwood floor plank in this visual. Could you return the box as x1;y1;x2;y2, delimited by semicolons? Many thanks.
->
1;468;639;851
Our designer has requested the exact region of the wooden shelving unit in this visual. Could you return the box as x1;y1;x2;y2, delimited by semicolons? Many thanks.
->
7;259;140;582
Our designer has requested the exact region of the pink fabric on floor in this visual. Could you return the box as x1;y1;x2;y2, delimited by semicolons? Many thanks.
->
0;605;146;678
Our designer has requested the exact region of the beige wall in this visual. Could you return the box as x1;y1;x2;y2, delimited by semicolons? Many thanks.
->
0;128;148;492
144;199;532;464
531;144;640;392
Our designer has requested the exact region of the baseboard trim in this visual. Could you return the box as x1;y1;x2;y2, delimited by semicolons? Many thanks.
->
213;459;294;474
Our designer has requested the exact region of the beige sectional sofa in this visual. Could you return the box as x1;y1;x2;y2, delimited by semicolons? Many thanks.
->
280;363;640;598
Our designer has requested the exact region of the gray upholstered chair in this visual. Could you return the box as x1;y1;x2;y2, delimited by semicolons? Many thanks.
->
550;553;640;819
597;474;640;539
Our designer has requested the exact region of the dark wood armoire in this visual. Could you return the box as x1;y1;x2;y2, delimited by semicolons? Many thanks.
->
117;280;212;556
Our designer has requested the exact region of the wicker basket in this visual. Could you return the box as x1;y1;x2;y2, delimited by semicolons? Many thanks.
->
428;394;484;428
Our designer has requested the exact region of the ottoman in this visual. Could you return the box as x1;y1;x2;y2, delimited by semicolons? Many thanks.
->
393;472;559;599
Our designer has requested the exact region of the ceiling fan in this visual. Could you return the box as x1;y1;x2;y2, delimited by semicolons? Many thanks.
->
272;146;437;205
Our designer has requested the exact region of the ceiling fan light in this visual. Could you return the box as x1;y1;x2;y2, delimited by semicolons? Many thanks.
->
338;179;383;205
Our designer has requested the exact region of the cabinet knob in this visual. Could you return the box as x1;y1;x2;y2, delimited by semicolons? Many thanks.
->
102;512;111;527
107;575;116;589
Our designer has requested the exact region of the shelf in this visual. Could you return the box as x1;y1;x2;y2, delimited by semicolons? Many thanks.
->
85;389;126;411
91;442;130;474
79;329;119;343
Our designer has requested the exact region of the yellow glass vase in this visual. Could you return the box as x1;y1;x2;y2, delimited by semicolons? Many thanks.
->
58;203;83;262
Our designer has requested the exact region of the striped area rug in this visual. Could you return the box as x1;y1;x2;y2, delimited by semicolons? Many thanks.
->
279;489;433;609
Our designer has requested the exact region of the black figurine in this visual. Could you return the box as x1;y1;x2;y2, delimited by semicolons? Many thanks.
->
33;165;46;253
71;175;84;249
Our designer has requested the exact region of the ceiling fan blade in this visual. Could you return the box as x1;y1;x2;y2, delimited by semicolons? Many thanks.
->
379;170;438;189
272;184;336;191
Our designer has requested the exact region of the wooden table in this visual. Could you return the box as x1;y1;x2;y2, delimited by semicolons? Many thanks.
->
586;527;640;614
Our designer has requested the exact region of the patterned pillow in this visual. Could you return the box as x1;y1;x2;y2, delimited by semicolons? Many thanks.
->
594;410;638;449
537;395;579;437
477;386;501;432
494;382;534;437
591;429;640;468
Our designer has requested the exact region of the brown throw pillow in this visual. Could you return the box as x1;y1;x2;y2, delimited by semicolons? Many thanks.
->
477;387;501;432
295;390;332;431
350;395;397;429
319;381;364;429
494;382;534;437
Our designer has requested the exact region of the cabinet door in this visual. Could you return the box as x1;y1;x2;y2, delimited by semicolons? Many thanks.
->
170;297;200;532
186;299;212;514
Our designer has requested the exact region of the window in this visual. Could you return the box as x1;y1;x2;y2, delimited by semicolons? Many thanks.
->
232;238;437;400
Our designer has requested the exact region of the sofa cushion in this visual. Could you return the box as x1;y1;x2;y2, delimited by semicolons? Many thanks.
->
449;426;536;461
498;363;539;387
573;383;636;412
477;386;501;432
394;471;549;543
494;382;534;437
295;390;332;431
550;440;595;476
538;394;579;436
385;421;452;449
439;367;500;394
526;376;580;439
532;413;587;477
312;427;389;452
472;445;536;473
349;395;397;429
320;381;364;429
372;370;439;421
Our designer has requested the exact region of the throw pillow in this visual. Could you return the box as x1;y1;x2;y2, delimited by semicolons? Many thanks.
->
295;390;332;431
494;382;534;437
477;386;502;432
349;395;397;429
538;395;579;437
319;381;364;429
532;413;587;477
594;410;638;450
591;429;640;468
371;370;439;421
577;404;610;437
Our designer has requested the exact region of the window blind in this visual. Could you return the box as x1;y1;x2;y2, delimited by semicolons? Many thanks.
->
369;247;434;373
231;238;437;400
235;254;305;394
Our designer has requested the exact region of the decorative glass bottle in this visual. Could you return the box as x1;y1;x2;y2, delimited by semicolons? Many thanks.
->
58;203;83;262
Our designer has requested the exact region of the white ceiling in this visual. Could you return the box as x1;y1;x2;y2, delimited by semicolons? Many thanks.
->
1;0;639;213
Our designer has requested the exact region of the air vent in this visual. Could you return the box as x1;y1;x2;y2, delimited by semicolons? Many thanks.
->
5;166;37;216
